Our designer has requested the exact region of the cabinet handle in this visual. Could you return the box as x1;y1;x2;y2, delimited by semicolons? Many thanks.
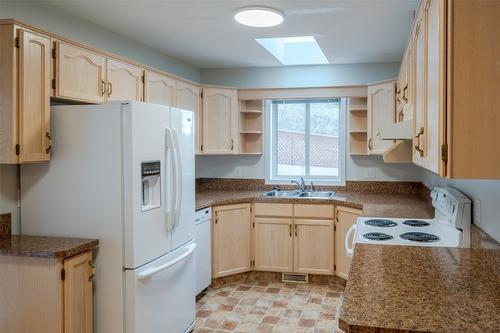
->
230;139;234;151
45;132;52;154
289;224;292;237
414;127;424;157
402;84;408;102
294;224;298;237
101;80;107;97
368;138;373;150
107;81;113;97
88;261;96;282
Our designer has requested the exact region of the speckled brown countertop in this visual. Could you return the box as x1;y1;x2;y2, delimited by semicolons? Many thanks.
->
195;190;435;219
0;235;99;259
339;244;500;333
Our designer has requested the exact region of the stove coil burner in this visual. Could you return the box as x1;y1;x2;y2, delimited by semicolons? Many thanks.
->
364;219;397;228
363;232;394;241
400;232;440;242
403;220;431;227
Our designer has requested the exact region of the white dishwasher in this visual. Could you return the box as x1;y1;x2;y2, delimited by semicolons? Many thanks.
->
194;207;212;294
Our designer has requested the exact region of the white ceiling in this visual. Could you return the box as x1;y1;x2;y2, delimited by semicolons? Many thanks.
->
46;0;418;68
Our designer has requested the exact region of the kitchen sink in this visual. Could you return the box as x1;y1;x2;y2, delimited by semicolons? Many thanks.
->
298;191;336;199
262;190;335;199
262;190;300;198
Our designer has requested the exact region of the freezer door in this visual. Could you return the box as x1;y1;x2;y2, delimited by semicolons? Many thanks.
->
170;108;196;250
125;241;196;333
123;102;173;269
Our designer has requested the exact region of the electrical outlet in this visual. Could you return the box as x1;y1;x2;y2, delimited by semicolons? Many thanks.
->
473;199;481;225
366;168;376;179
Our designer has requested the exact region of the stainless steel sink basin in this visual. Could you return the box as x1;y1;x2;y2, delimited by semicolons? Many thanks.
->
262;190;300;198
263;190;335;199
298;191;336;199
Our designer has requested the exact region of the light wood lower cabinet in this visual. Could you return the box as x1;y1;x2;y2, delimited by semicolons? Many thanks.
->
106;59;144;101
254;218;293;272
334;206;362;280
294;219;334;275
55;41;107;103
0;250;94;333
0;26;51;163
212;203;252;278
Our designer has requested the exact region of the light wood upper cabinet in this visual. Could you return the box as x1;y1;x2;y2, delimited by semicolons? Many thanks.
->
176;81;201;152
106;59;144;102
64;251;93;333
294;219;334;275
335;206;361;280
200;87;238;154
412;11;426;167
0;25;51;164
0;250;95;333
367;80;396;155
145;70;176;106
18;29;51;163
254;218;293;272
55;41;106;103
212;203;251;278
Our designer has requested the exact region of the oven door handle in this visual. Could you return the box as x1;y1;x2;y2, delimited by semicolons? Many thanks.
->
345;224;357;257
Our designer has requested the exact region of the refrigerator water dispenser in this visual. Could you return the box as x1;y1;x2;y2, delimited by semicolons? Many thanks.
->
141;161;161;211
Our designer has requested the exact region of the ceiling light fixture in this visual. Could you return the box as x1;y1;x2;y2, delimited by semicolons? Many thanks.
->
234;7;284;28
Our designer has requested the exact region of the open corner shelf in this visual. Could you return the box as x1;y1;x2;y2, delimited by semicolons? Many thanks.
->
239;99;264;155
348;96;368;155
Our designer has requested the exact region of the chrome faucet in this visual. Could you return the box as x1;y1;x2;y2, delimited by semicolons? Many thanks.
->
291;177;306;192
310;181;315;192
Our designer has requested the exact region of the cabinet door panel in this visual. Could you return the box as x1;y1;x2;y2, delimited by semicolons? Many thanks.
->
423;0;445;175
254;218;293;272
107;59;144;101
335;206;361;280
145;70;176;106
201;88;237;154
64;251;93;333
413;14;426;165
56;42;106;103
294;219;334;275
176;81;201;153
212;204;251;278
18;29;51;163
367;81;395;155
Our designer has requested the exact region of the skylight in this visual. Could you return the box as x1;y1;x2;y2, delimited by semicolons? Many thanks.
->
255;36;329;65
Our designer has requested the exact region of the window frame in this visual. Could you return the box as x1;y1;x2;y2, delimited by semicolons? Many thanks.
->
265;98;346;186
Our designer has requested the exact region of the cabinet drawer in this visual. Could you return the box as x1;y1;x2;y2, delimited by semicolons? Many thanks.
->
254;203;293;217
294;204;334;219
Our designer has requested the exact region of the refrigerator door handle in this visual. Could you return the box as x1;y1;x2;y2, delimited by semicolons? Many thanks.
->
165;128;174;231
169;128;179;230
172;128;183;229
137;243;197;279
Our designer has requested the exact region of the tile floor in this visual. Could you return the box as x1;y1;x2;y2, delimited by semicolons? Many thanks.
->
194;280;345;333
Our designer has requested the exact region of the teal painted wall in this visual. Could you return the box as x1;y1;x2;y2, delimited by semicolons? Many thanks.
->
0;1;201;82
200;63;400;89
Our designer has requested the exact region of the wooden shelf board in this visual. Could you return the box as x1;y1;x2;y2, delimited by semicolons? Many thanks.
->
350;152;369;156
349;130;367;133
240;131;262;134
240;110;262;114
239;152;263;155
349;106;367;112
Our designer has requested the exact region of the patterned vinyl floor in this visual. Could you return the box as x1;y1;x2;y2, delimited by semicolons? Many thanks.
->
194;280;345;333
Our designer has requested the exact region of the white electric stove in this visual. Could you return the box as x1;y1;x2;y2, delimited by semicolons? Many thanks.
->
345;187;471;256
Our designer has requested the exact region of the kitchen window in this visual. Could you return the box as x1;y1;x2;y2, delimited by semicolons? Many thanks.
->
265;98;346;185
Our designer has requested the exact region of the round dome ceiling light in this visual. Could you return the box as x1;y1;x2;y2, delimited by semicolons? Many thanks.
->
234;7;284;27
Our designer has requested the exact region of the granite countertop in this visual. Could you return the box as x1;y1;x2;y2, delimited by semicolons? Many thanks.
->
196;190;435;219
0;235;99;259
339;244;500;333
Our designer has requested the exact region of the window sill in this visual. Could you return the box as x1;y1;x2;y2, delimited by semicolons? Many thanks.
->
265;179;346;187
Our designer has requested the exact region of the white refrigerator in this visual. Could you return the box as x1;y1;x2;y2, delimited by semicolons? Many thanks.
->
20;101;196;333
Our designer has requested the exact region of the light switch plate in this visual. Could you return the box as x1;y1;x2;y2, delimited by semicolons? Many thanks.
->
473;199;481;225
366;168;376;179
